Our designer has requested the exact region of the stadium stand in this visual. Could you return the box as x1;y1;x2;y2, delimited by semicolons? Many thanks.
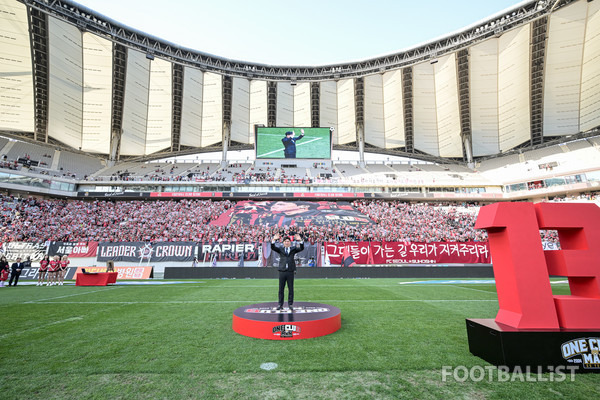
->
3;140;55;169
1;0;600;253
363;163;395;173
588;136;600;147
4;191;598;246
476;154;521;172
280;167;309;181
335;163;367;178
92;161;196;181
0;137;9;154
216;163;253;182
186;162;221;180
0;195;489;243
3;1;600;397
387;163;413;172
55;151;105;179
522;146;564;162
563;140;590;152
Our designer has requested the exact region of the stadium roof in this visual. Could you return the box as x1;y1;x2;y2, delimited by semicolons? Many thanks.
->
1;0;599;163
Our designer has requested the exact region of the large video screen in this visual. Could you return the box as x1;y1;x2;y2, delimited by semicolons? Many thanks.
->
255;127;332;159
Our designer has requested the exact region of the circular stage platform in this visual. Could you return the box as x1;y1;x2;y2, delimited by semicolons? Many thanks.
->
232;302;341;340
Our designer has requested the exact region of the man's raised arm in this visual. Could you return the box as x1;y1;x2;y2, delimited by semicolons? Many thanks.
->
271;233;280;252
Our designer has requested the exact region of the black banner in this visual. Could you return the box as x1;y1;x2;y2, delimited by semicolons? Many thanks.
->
97;242;151;262
13;267;77;281
197;242;259;263
152;242;195;262
97;242;195;262
78;191;150;198
1;242;47;262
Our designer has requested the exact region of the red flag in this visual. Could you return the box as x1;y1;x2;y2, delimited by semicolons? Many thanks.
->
341;246;356;267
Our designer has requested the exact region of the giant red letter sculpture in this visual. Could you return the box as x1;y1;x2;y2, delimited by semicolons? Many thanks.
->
476;202;600;330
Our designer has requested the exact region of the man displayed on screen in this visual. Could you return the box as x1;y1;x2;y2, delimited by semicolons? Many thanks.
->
271;232;304;310
282;129;304;158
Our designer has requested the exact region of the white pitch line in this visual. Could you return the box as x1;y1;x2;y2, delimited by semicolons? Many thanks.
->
24;286;120;303
450;285;498;295
200;285;421;288
315;299;498;303
257;137;322;158
28;300;258;305
27;299;498;305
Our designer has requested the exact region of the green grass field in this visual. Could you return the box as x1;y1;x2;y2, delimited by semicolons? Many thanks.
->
256;127;331;159
0;279;596;399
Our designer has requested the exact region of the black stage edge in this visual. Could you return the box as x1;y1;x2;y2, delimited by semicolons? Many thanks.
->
466;319;600;373
165;266;493;279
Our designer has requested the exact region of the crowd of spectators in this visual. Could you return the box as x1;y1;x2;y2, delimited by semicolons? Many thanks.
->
1;156;442;185
352;200;488;242
528;182;544;190
99;164;189;182
549;192;600;202
0;160;20;171
0;195;498;246
0;195;491;244
0;154;82;179
2;193;595;245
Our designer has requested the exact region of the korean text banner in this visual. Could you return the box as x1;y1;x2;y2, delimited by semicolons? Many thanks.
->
48;241;98;258
324;242;490;265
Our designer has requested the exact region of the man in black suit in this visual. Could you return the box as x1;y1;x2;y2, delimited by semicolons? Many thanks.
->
271;233;304;310
8;257;23;286
281;129;305;158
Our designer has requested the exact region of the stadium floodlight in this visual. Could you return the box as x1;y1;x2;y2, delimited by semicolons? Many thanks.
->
146;53;155;60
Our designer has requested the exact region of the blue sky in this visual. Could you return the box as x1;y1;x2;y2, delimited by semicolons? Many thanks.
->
74;0;521;65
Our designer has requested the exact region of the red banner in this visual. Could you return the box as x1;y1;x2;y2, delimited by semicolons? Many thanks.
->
69;241;98;257
48;241;98;257
324;241;490;265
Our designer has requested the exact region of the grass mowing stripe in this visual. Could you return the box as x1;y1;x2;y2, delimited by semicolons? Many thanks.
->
0;316;84;339
23;286;120;303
